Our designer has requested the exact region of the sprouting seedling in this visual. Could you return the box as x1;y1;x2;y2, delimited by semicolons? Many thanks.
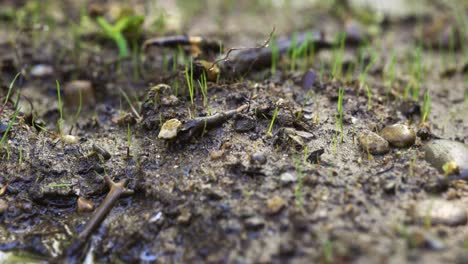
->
293;156;304;210
421;90;431;123
270;35;279;74
411;45;422;101
0;107;21;147
333;88;345;153
266;106;279;137
337;87;345;143
95;15;144;58
73;88;83;126
300;32;314;70
289;31;298;72
323;240;334;263
359;51;376;88
185;59;195;105
365;85;372;110
332;32;346;79
3;73;21;108
56;80;64;137
198;72;208;107
126;123;132;158
119;88;142;120
385;50;396;99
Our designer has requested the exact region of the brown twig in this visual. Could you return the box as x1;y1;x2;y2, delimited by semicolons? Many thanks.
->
178;104;248;140
209;27;276;72
57;176;133;264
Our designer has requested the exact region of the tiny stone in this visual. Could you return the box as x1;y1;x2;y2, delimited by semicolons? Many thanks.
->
177;209;192;225
358;131;390;155
380;124;416;148
244;216;265;230
251;152;267;165
0;123;8;134
210;149;224;160
93;144;112;160
161;95;180;106
423;140;468;178
0;185;6;196
234;115;256;132
301;69;318;90
64;80;95;109
77;197;94;213
412;199;467;226
158;119;182;139
30;64;54;77
0;199;8;214
280;172;297;185
62;135;79;144
266;196;285;214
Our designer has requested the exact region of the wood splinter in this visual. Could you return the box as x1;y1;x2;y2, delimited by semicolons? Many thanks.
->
56;176;133;264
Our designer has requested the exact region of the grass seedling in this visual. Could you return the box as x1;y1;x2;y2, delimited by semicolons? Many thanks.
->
421;90;431;123
411;45;422;101
266;106;279;137
95;15;144;58
365;85;372;110
0;107;21;147
359;51;376;88
56;80;64;137
18;147;23;165
289;32;298;72
73;88;83;126
3;73;21;108
293;156;304;210
119;88;142;120
359;52;376;110
299;32;314;71
185;59;195;105
384;50;396;99
331;32;346;79
126;123;132;158
323;240;334;263
337;87;344;143
270;36;279;74
198;72;208;107
333;87;345;153
403;46;422;101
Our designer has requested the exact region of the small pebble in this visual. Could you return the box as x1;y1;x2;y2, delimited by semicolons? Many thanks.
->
93;144;112;160
64;80;95;108
30;64;54;77
158;119;182;139
412;199;467;226
210;149;224;160
244;216;265;230
0;185;6;196
177;209;192;225
0;199;8;214
423;139;468;177
266;196;285;214
301;69;318;90
358;131;390;155
234;115;256;132
380;124;416;148
62;134;79;144
0;123;8;134
77;197;94;213
280;172;297;185
251;152;267;165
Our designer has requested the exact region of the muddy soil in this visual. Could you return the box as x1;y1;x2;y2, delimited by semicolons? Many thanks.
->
0;0;467;263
